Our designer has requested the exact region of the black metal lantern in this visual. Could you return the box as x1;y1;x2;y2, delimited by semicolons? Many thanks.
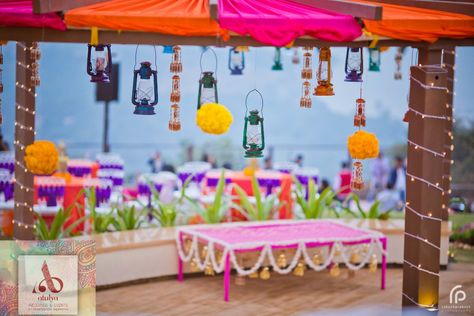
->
228;47;245;75
197;48;218;109
344;47;363;82
132;46;158;115
243;89;265;158
87;44;112;83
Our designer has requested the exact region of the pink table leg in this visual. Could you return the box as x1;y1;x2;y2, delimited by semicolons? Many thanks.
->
178;256;183;282
224;253;231;302
381;237;387;290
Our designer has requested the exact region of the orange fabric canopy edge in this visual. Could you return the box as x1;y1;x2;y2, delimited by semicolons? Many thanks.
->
65;0;223;37
354;0;474;42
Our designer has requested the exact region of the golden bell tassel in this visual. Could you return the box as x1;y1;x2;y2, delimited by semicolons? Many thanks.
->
312;253;323;265
293;261;306;277
350;252;361;264
190;258;199;272
330;263;340;277
184;239;192;253
201;246;208;259
277;253;287;268
369;254;378;272
259;267;271;280
204;263;215;276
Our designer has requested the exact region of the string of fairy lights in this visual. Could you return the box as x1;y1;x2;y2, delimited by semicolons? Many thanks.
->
12;42;40;232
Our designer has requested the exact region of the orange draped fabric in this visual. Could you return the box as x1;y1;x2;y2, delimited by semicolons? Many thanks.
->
355;0;474;42
65;0;222;37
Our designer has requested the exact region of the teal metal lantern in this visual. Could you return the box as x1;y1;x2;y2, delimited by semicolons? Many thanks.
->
369;48;381;71
197;48;218;109
272;47;283;71
243;89;265;158
132;45;158;115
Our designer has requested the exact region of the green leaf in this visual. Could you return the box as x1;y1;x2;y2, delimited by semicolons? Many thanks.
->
234;184;255;219
368;200;381;219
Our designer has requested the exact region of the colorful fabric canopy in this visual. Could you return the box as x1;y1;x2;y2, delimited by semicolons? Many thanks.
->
0;0;66;30
217;0;362;46
357;0;474;42
65;0;222;37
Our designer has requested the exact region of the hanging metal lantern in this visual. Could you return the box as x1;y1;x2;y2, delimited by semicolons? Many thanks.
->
272;48;283;71
169;104;181;131
345;47;363;82
314;47;334;96
243;89;265;158
170;75;181;103
300;81;312;108
197;48;218;109
394;47;403;80
228;48;245;75
351;161;364;191
291;48;300;64
170;46;182;73
368;48;381;72
301;48;312;80
132;46;158;115
87;44;112;83
353;98;366;127
163;45;173;54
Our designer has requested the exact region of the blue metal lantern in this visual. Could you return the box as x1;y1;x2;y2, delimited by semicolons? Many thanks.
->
228;48;245;75
344;47;363;82
87;44;112;83
132;61;158;115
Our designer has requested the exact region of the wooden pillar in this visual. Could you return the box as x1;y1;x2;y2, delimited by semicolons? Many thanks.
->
441;48;455;221
402;48;447;311
13;42;36;240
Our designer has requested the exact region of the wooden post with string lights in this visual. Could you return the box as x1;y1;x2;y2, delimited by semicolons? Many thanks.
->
13;42;36;239
442;47;455;221
402;48;447;310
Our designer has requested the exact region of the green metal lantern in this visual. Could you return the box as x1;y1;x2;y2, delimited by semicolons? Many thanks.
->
197;48;218;109
243;89;265;158
272;48;283;71
369;48;381;72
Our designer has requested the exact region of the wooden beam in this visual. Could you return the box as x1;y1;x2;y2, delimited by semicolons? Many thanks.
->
1;27;474;48
402;48;447;311
372;0;474;17
210;0;218;21
33;0;111;14
13;42;36;240
288;0;383;20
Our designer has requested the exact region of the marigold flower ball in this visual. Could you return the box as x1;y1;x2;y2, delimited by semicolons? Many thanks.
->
24;140;59;175
347;130;379;160
196;103;233;135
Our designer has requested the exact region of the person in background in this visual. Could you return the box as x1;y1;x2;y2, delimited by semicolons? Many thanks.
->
333;162;352;201
294;154;304;168
369;152;390;200
376;182;401;212
263;157;273;170
0;134;9;151
148;151;163;173
202;153;218;168
318;178;330;194
389;156;406;203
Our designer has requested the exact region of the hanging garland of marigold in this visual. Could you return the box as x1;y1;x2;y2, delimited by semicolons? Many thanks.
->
24;140;59;175
347;130;379;160
196;103;233;135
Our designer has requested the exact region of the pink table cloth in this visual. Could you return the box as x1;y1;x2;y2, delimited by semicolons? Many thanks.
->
177;220;387;301
0;0;66;30
218;0;362;46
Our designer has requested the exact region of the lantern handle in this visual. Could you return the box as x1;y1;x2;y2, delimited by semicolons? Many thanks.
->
245;89;264;114
134;44;158;70
200;47;218;77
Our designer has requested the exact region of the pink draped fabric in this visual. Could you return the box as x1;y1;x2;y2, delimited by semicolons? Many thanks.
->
0;0;66;30
218;0;362;46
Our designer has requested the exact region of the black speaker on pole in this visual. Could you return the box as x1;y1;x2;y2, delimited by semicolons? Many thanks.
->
96;63;119;153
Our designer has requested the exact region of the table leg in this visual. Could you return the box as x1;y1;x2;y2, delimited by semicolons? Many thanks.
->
381;238;387;290
178;256;183;282
224;253;231;302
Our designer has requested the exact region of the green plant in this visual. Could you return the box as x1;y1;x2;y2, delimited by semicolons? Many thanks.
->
293;177;339;219
185;170;229;224
112;205;145;231
85;187;116;234
35;205;89;240
345;194;392;220
233;175;284;221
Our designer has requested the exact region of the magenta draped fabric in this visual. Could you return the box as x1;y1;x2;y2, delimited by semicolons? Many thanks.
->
0;0;66;30
218;0;362;46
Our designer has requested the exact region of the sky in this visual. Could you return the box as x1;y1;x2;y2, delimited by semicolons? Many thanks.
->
1;43;473;180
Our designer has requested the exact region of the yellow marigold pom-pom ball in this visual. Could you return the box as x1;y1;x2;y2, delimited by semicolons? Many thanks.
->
24;140;59;175
348;130;379;160
196;103;233;135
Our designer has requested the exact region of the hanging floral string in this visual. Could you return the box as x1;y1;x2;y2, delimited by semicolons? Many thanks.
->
169;46;182;131
300;47;312;108
394;47;404;80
